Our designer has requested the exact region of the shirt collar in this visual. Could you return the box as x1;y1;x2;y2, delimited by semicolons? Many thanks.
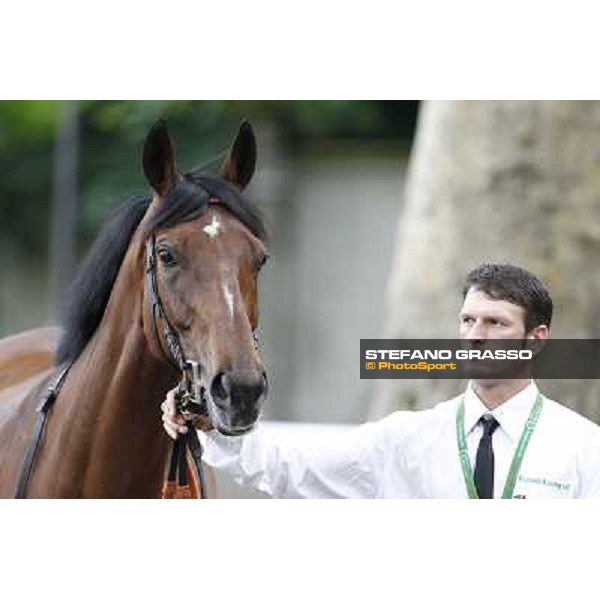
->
463;380;539;442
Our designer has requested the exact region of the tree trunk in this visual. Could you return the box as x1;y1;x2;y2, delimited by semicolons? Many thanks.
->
49;101;80;316
370;101;600;423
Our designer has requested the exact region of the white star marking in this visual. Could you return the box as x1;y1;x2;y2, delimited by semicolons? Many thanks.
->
203;215;221;238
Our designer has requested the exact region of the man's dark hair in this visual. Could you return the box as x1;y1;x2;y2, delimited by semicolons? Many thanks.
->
462;263;553;333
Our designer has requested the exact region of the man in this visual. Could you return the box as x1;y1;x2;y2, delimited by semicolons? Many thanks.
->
162;263;600;498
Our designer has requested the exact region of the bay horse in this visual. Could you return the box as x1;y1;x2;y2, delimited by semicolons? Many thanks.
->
0;119;269;498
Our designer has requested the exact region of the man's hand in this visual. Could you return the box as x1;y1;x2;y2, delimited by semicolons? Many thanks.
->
161;387;213;439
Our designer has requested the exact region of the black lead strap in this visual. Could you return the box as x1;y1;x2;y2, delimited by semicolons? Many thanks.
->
185;427;207;496
164;430;208;498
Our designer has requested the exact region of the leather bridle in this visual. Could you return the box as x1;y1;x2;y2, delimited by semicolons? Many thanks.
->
145;234;209;498
145;236;188;372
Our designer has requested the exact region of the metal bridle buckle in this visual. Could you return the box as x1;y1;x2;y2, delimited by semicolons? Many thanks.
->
175;360;206;415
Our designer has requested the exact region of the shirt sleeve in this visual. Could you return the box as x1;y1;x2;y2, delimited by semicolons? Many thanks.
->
198;414;409;499
577;427;600;498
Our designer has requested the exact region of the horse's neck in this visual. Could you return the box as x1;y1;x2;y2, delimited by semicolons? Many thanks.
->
31;242;179;498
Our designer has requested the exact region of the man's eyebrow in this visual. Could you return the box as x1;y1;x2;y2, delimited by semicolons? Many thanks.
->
459;311;510;320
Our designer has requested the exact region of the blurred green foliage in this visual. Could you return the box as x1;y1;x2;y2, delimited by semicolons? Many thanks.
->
0;100;418;260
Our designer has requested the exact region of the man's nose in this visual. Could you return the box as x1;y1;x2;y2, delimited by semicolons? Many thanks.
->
466;320;488;341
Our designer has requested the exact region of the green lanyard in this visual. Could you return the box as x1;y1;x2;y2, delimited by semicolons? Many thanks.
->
456;393;543;499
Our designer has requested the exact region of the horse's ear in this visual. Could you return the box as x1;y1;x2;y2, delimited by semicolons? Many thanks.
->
143;119;178;197
220;121;256;190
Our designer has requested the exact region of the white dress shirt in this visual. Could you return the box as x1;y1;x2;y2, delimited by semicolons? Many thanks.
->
199;381;600;498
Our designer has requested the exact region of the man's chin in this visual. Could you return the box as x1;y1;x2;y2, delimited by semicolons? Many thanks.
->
470;377;505;388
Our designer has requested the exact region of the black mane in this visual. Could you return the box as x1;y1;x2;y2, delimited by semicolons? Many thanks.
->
55;172;266;365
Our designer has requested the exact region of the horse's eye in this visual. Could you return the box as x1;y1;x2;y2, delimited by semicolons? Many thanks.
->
256;253;269;271
157;245;177;267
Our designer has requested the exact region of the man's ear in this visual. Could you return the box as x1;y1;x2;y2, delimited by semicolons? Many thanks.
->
525;324;549;358
220;121;257;190
527;324;550;340
143;119;179;197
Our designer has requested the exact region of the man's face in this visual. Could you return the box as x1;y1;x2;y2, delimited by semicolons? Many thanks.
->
459;287;548;384
459;288;527;340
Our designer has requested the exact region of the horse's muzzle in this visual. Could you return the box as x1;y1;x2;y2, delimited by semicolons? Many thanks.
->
208;370;267;435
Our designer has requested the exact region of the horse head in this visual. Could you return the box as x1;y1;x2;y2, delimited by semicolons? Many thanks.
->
141;120;268;436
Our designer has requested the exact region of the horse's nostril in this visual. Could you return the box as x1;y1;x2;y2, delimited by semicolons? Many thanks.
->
211;372;229;405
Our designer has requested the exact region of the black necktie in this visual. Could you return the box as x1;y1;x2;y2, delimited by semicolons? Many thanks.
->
474;414;499;499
